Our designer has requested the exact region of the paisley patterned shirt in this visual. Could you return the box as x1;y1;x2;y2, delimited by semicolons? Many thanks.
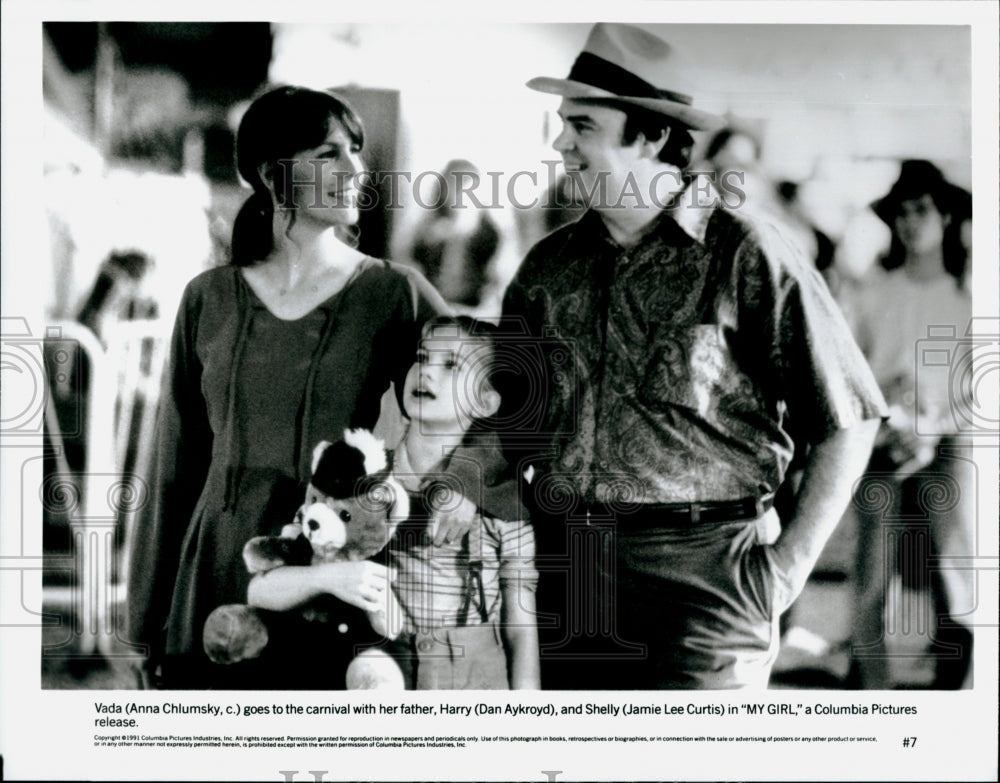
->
500;183;887;505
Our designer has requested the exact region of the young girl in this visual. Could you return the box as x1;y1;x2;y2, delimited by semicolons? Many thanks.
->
382;316;540;689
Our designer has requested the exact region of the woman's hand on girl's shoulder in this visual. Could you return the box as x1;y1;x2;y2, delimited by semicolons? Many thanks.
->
427;493;477;546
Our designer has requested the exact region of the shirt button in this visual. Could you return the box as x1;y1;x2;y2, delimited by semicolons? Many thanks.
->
337;623;349;634
417;639;434;652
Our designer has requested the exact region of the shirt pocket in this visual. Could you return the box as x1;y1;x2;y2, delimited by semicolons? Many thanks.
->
641;324;729;413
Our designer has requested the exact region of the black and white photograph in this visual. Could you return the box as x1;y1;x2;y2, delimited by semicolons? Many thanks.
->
1;2;998;781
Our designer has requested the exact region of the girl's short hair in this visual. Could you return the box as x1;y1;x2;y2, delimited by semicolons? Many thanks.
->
420;315;502;394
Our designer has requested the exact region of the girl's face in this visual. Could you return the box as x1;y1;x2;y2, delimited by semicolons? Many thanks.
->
894;193;948;255
275;116;365;228
402;331;498;432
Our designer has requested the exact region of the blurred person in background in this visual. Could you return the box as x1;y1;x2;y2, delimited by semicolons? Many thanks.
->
126;85;451;689
701;125;830;280
44;66;215;326
75;250;156;342
845;159;974;689
510;173;588;286
43;67;212;500
499;23;886;689
406;159;507;316
42;59;213;607
45;250;154;476
775;180;837;292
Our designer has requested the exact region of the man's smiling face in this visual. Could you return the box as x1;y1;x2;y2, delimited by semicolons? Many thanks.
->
552;98;648;212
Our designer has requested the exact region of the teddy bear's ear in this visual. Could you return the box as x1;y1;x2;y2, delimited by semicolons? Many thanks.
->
344;428;388;475
311;440;332;475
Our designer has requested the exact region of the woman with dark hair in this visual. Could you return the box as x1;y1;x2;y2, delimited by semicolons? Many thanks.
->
875;160;971;284
127;86;448;689
847;159;974;689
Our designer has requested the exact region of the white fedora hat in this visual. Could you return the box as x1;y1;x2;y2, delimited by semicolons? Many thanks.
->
528;23;724;131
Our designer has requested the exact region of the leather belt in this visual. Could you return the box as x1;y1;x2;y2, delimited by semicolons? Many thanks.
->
579;495;774;529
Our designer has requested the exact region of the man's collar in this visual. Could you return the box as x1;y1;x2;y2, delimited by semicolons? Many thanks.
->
580;174;718;248
665;174;718;244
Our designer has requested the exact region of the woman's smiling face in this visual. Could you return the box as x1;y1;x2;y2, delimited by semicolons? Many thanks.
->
277;117;366;227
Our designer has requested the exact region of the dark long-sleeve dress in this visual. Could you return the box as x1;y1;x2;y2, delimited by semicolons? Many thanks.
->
127;260;446;688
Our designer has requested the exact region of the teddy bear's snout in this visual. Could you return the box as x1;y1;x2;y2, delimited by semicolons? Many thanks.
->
300;502;349;549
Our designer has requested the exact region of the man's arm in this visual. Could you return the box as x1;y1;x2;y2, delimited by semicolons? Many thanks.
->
768;419;880;607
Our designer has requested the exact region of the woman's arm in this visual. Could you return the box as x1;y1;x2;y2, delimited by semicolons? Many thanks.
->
127;284;213;662
500;582;541;690
247;560;395;614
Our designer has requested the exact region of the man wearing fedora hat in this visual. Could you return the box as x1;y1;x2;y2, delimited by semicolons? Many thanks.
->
498;23;888;689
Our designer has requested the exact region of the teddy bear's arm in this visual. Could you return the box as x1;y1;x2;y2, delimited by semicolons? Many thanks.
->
280;522;304;539
243;534;314;574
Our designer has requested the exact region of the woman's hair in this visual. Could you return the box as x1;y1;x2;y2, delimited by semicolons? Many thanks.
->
230;86;365;266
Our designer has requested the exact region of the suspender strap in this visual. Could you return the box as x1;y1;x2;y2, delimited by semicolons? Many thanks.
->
457;526;490;626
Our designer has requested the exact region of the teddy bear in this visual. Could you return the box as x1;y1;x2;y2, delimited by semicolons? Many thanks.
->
202;428;408;687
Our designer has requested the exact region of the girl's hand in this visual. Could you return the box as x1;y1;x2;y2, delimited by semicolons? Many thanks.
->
312;560;395;613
